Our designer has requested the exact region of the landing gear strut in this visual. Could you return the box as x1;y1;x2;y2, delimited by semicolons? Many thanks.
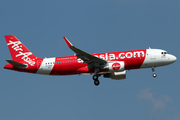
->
152;67;157;78
93;75;100;86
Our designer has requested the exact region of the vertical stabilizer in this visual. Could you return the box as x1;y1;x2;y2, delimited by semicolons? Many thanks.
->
4;35;38;66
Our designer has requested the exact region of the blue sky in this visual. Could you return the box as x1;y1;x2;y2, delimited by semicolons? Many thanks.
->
1;0;180;120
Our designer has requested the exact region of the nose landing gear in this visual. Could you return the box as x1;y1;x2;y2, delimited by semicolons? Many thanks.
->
153;73;157;77
152;67;157;78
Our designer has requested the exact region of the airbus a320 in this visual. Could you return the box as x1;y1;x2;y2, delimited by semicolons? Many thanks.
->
4;35;177;86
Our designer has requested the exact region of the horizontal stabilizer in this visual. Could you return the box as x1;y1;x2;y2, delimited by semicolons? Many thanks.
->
6;60;27;68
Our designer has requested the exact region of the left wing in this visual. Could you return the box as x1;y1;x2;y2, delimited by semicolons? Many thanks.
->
63;37;107;67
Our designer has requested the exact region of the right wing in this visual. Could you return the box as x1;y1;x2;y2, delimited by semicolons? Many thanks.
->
63;37;107;67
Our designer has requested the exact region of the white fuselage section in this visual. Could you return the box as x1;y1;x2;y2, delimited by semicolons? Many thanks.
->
141;49;176;68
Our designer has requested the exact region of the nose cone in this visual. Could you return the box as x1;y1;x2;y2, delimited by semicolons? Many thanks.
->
170;55;177;63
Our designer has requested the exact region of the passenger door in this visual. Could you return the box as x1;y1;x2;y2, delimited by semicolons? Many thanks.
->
150;50;156;59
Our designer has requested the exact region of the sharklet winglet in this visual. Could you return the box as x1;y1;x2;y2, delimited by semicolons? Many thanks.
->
63;36;73;47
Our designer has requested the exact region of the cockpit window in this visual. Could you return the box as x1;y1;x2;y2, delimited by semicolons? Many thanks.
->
161;52;168;54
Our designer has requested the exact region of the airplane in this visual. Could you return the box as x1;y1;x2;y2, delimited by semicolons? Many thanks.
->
4;35;177;86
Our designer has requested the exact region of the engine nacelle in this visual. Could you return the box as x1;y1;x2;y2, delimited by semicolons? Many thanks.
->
103;70;126;80
105;61;125;72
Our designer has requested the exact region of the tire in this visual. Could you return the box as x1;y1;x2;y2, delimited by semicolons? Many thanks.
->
94;80;100;86
153;73;157;78
93;75;98;80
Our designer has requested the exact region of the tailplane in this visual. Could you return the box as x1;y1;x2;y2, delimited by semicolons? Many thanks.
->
4;35;38;66
6;60;27;68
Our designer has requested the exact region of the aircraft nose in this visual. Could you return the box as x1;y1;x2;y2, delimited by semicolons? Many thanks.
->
170;55;177;63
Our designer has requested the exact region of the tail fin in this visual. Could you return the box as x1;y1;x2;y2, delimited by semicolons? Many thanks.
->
5;35;38;66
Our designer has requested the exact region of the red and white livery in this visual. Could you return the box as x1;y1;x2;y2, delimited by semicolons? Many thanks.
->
4;35;177;86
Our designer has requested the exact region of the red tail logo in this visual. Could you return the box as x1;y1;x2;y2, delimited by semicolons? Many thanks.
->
5;35;37;66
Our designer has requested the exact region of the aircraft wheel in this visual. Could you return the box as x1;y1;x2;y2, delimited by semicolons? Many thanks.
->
93;75;98;80
94;80;100;86
153;73;157;78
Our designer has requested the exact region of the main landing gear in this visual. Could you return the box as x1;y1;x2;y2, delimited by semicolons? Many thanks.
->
92;67;100;86
93;75;100;86
152;67;157;78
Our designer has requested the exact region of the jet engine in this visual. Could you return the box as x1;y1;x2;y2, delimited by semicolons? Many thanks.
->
102;61;125;72
103;70;126;80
